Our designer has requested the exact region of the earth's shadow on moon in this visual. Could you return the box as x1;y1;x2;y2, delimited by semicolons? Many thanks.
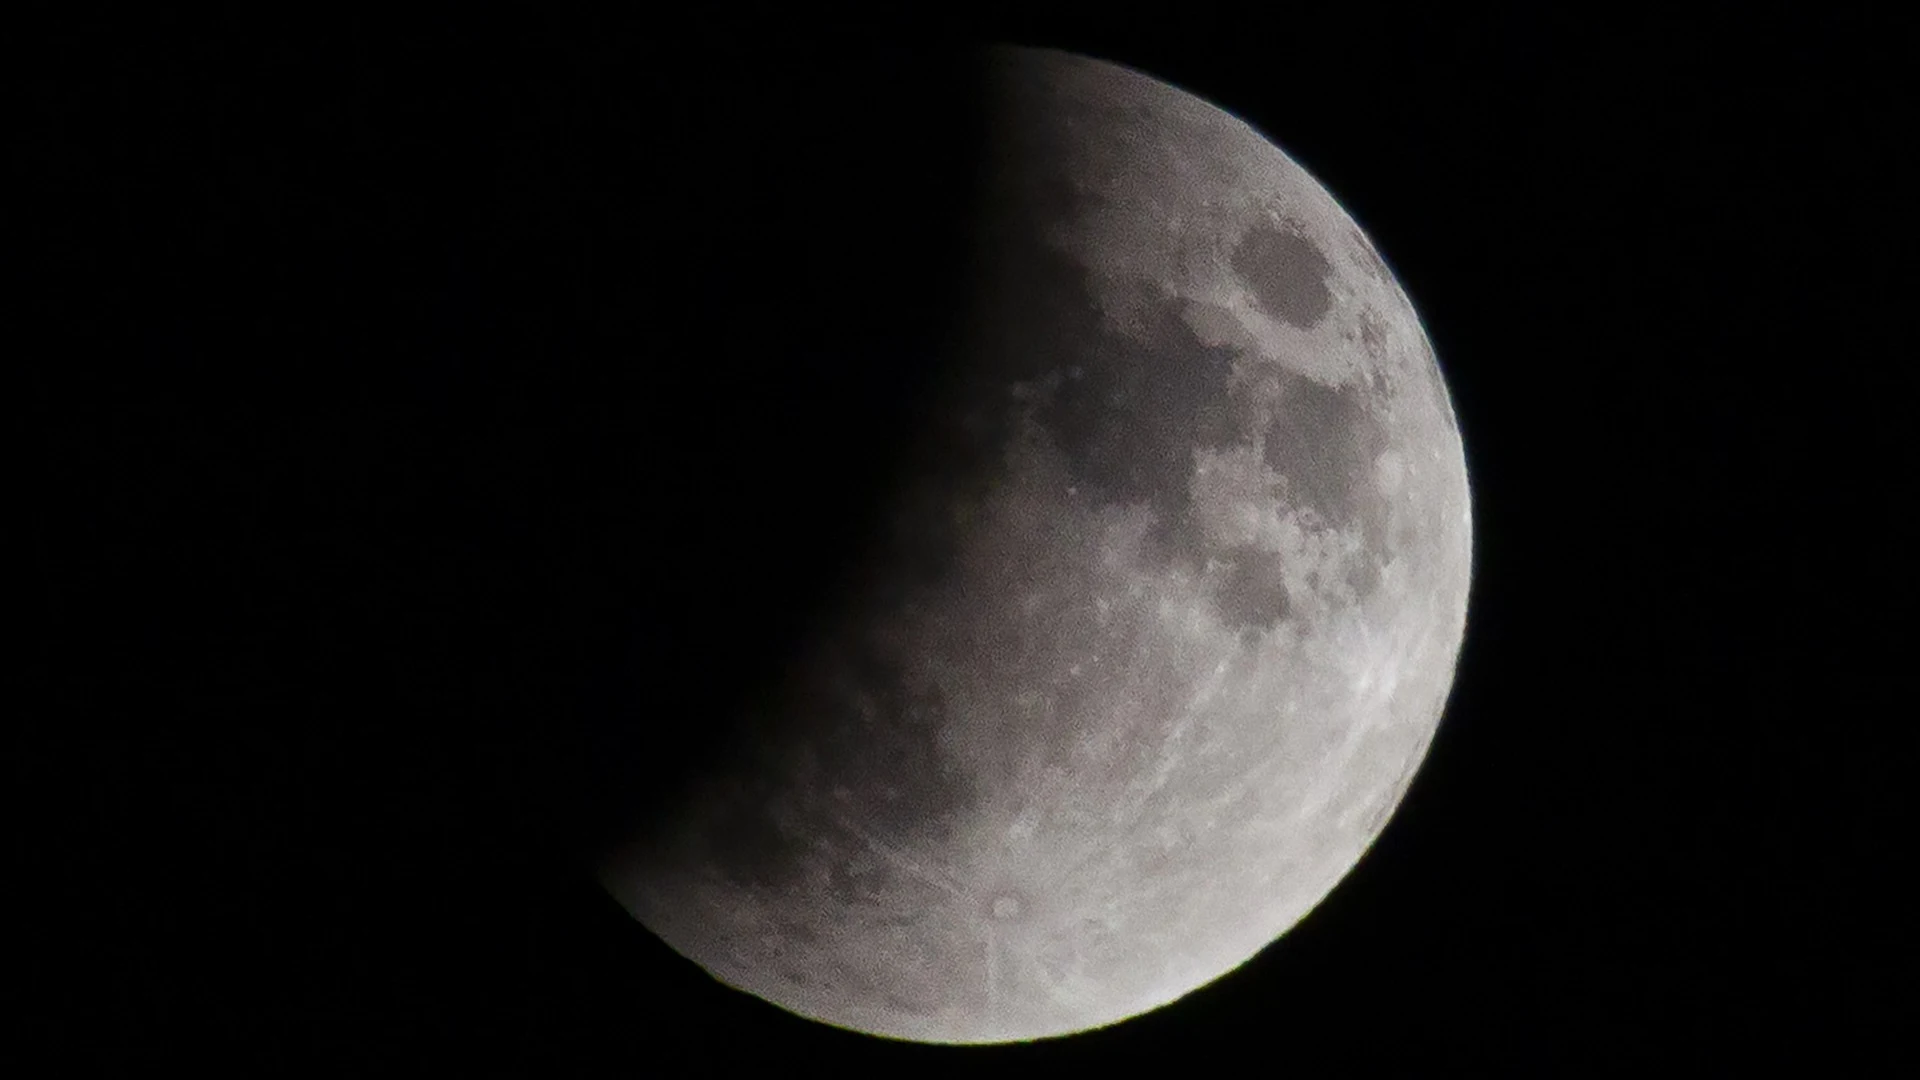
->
457;45;1010;869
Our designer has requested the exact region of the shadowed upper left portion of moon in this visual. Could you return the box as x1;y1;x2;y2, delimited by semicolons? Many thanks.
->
598;44;1472;1045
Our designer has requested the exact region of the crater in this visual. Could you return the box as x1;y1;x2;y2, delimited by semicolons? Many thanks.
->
987;889;1028;921
1357;308;1389;363
1231;222;1333;328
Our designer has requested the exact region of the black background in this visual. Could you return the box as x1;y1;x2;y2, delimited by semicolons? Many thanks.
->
25;6;1911;1072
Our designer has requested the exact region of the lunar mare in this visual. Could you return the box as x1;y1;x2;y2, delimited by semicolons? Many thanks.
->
599;45;1472;1044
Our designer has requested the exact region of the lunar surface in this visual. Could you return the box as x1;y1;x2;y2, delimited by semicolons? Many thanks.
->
599;45;1472;1043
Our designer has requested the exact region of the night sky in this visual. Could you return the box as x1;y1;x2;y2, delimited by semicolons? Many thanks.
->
26;7;1909;1070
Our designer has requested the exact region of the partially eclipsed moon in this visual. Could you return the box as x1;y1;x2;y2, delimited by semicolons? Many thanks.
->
598;45;1473;1044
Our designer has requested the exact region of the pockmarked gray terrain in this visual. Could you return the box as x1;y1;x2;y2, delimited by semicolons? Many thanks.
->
599;45;1473;1044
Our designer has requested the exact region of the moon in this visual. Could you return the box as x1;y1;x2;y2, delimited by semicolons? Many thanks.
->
597;45;1472;1044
